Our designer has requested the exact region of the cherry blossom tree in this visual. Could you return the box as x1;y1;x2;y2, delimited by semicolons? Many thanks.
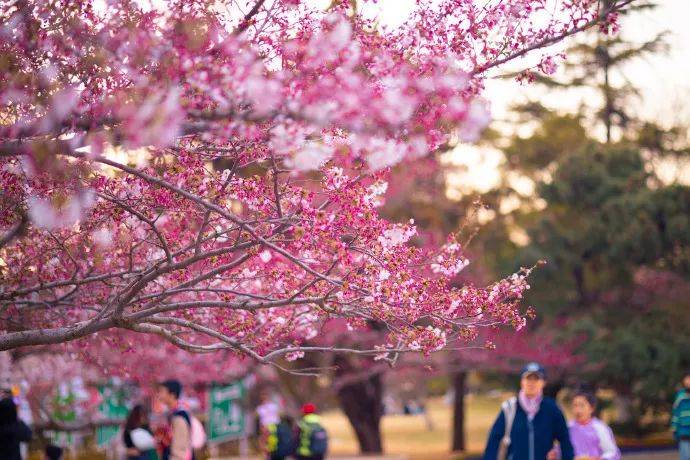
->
0;0;638;366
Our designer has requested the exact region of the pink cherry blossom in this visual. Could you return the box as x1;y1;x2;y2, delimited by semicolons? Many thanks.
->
0;0;637;366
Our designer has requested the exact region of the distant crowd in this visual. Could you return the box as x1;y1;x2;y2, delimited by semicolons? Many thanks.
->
0;379;328;460
254;392;328;460
1;366;689;460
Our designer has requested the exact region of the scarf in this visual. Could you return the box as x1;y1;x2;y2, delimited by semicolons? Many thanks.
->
518;390;543;420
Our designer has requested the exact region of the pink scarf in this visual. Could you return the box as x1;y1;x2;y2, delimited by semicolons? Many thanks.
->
518;390;543;420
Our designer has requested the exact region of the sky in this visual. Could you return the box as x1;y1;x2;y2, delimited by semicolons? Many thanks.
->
343;0;690;194
353;0;690;121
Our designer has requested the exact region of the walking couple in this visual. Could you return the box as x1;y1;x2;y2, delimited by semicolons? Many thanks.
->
484;362;620;460
123;380;205;460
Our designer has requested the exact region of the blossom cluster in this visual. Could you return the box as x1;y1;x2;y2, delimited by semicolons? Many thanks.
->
0;0;630;361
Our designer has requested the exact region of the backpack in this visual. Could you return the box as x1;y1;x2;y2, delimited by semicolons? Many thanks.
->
173;409;207;450
307;422;328;456
274;421;296;457
497;397;517;460
190;415;207;449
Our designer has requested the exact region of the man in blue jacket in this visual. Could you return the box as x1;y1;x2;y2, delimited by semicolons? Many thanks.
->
483;363;574;460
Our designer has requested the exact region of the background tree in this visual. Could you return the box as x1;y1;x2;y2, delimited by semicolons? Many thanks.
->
447;0;690;434
472;109;690;435
514;0;666;143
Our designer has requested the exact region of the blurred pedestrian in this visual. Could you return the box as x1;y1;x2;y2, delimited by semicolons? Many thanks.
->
548;391;620;460
483;362;574;460
264;414;296;460
156;380;192;460
0;397;32;460
124;404;159;460
257;390;281;429
672;370;690;460
295;403;328;460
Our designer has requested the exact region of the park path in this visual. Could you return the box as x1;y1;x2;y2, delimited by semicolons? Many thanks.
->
622;452;677;459
218;452;679;460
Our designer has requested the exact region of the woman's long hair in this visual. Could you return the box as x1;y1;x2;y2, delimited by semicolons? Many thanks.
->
124;404;147;432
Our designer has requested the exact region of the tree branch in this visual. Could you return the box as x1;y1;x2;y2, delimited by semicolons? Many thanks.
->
471;0;638;75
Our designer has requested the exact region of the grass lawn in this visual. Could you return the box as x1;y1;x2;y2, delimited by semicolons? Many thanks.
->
321;394;502;459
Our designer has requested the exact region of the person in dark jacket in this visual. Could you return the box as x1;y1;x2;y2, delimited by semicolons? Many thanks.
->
263;415;296;460
483;363;574;460
0;397;32;460
123;404;158;460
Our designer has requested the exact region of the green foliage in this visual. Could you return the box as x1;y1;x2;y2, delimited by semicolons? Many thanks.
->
487;128;690;429
465;4;688;432
472;102;690;430
589;310;688;400
582;298;690;435
505;114;589;172
602;185;690;273
539;146;648;209
534;29;668;141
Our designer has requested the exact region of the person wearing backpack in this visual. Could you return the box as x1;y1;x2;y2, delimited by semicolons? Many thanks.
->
295;403;328;460
157;380;193;460
483;362;574;460
672;370;690;460
264;415;296;460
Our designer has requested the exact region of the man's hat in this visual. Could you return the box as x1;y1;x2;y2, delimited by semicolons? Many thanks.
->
521;362;546;379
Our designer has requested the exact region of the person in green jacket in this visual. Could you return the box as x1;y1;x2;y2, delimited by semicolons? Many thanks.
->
672;370;690;460
295;403;328;460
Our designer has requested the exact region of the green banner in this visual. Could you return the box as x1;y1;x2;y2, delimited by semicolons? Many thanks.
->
96;383;129;447
49;386;77;447
207;381;245;443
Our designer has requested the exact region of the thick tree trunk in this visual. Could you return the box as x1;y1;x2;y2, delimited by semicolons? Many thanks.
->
573;264;587;306
451;371;467;452
334;355;384;454
603;59;612;144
